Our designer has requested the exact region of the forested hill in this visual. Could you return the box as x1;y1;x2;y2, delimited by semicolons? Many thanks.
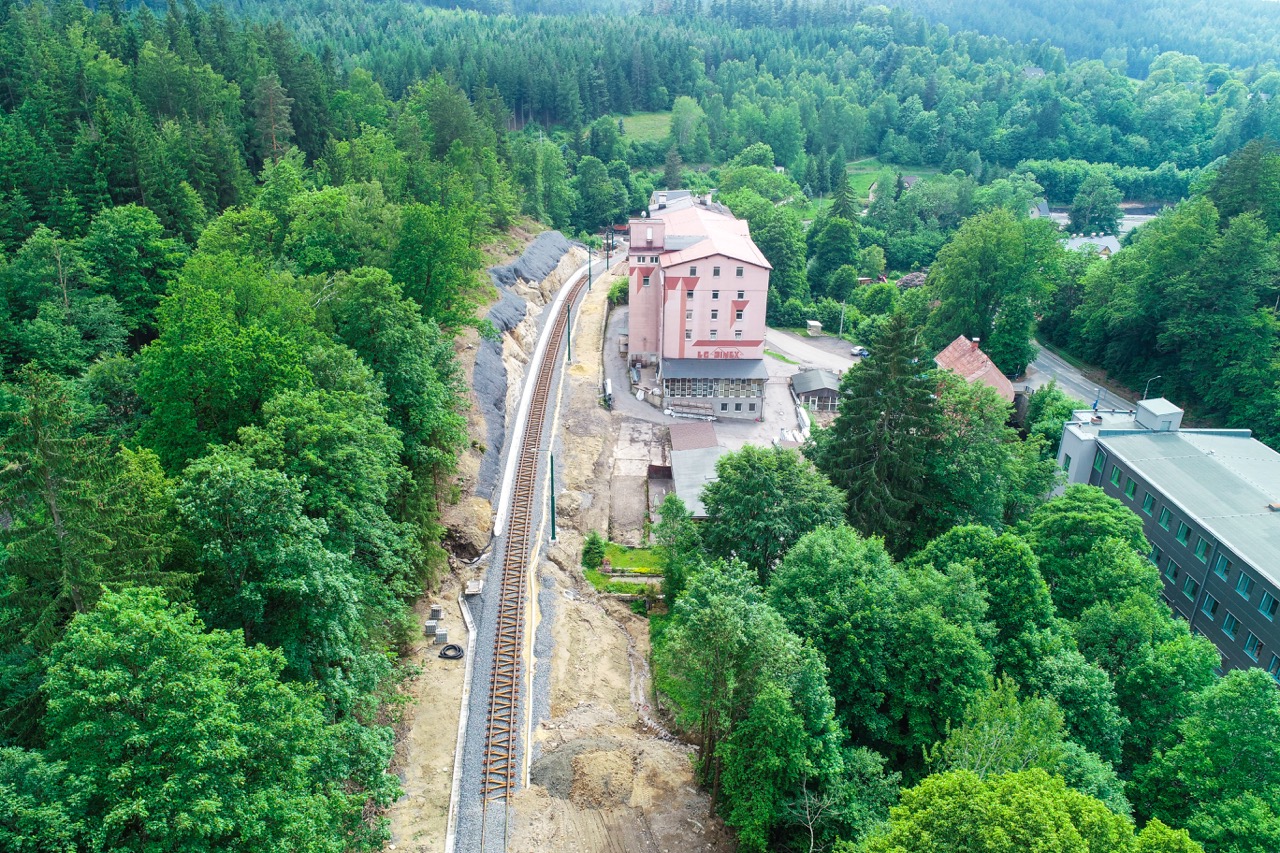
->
885;0;1280;77
347;0;1280;77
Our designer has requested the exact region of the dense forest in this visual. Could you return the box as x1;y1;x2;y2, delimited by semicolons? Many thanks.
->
402;0;1280;77
650;375;1253;850
2;0;1280;850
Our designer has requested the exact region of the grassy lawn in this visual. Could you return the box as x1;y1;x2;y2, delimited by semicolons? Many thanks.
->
847;157;943;202
584;568;652;596
604;542;663;573
788;195;832;222
766;348;800;365
620;111;672;143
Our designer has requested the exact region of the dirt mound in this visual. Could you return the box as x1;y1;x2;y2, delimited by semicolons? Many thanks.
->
569;748;636;808
530;737;620;798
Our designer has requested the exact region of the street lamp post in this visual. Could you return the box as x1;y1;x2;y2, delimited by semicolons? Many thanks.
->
1143;375;1163;400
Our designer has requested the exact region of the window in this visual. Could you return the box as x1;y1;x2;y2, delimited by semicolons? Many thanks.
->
713;266;721;277
1195;537;1211;563
684;329;691;340
650;256;659;263
1261;592;1279;621
1165;560;1179;582
1237;572;1255;600
685;309;692;320
1182;576;1200;600
736;290;745;299
1246;632;1262;661
1149;546;1161;566
642;275;650;287
710;330;718;340
1124;478;1137;499
735;309;744;321
734;402;743;412
1201;594;1219;620
735;266;744;277
734;329;743;340
710;310;719;320
1214;555;1232;580
720;403;728;412
1109;465;1122;487
1063;454;1072;470
1269;654;1280;683
689;266;697;276
1158;508;1172;530
1223;612;1240;640
1093;450;1106;473
1142;493;1155;515
686;289;694;300
1176;522;1190;545
749;403;756;411
712;290;720;300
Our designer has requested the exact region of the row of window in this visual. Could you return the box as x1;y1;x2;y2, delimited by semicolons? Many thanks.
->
688;265;745;278
685;309;746;322
1103;454;1220;568
686;329;744;341
719;401;757;413
686;288;745;300
664;377;764;398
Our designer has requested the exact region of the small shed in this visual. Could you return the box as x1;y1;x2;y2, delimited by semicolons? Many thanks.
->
792;368;842;412
806;320;823;336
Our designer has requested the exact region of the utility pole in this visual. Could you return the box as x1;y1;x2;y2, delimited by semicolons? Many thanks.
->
549;452;556;542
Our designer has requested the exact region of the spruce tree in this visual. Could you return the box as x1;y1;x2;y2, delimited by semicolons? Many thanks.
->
664;145;683;190
811;313;938;552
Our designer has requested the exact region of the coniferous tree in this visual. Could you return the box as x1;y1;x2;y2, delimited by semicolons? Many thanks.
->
810;313;938;551
253;73;295;166
664;145;683;190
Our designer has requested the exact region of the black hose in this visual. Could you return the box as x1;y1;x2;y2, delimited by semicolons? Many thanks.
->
439;643;464;660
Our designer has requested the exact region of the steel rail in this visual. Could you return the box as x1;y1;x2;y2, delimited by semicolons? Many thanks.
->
479;264;591;844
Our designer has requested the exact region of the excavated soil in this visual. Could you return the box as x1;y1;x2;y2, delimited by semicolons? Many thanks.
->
504;270;733;853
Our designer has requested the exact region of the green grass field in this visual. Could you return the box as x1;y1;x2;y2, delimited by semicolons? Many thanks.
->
584;568;652;596
604;542;663;573
846;157;943;202
620;111;672;143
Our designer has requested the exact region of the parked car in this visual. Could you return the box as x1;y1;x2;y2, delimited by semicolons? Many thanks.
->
851;345;869;357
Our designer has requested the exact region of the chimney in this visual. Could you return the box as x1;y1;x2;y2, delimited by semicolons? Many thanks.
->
971;337;980;350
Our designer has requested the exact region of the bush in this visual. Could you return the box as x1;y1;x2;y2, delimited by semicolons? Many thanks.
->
607;276;628;306
582;530;606;569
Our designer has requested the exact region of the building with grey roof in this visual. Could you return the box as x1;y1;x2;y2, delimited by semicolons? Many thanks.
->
1058;399;1280;676
791;368;841;412
668;423;725;518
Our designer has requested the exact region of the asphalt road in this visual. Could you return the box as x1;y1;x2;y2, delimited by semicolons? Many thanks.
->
1023;341;1134;409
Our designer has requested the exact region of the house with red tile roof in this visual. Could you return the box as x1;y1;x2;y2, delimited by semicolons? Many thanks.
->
934;336;1016;403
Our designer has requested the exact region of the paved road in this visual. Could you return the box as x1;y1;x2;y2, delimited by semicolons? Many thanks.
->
1023;341;1134;409
763;328;857;373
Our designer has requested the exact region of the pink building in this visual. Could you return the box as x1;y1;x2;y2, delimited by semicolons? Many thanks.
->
628;194;771;419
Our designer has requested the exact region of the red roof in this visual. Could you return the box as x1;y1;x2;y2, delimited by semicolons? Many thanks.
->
934;336;1016;403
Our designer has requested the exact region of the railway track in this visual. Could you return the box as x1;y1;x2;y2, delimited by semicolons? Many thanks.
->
479;264;592;828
